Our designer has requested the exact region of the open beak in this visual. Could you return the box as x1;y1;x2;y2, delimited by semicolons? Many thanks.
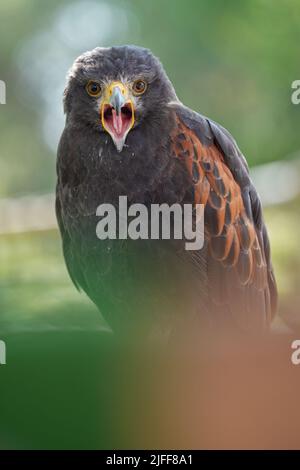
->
101;82;135;152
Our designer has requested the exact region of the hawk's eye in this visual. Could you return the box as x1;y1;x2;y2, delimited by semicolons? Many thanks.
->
132;79;147;95
86;81;102;97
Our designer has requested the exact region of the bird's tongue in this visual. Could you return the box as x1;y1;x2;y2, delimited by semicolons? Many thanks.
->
102;102;134;151
112;109;123;135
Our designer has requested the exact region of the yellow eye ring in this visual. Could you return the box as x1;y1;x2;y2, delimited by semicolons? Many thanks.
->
86;81;102;97
132;79;147;95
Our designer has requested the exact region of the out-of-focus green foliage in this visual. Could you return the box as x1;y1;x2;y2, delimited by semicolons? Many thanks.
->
0;230;106;334
0;0;300;197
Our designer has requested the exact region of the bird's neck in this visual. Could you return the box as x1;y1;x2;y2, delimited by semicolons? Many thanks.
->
59;107;179;209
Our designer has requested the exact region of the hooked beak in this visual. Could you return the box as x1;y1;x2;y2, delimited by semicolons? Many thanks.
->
101;82;135;152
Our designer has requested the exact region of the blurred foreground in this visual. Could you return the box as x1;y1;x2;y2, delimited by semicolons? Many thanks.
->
0;198;300;449
0;329;300;449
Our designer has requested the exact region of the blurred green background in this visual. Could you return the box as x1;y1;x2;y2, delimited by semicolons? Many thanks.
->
0;0;300;449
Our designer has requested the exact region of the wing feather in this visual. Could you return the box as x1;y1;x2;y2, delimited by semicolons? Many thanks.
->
170;103;277;327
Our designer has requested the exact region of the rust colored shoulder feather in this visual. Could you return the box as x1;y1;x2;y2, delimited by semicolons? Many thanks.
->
170;103;277;327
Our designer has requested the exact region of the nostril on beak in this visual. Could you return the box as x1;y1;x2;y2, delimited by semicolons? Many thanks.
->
110;86;125;116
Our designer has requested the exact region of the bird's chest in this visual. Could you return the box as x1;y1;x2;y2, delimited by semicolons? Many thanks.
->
61;144;192;220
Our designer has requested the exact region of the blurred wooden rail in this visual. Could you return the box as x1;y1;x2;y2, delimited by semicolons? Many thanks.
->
0;193;56;234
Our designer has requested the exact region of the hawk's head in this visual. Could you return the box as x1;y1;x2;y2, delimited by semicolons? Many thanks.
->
64;45;177;152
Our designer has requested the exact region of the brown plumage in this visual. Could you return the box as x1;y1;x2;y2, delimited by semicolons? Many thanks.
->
56;45;277;338
169;111;277;329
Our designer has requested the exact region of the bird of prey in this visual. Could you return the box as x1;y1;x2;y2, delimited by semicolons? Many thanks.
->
56;45;277;338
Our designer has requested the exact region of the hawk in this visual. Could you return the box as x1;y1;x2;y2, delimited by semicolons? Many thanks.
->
56;45;277;338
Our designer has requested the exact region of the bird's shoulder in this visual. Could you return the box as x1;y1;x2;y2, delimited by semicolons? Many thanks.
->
168;101;277;327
